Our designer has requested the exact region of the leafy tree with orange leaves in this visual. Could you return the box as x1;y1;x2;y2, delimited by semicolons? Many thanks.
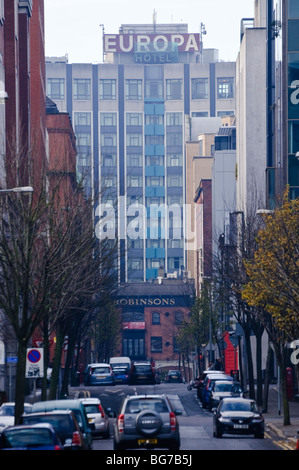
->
242;189;299;425
242;191;299;342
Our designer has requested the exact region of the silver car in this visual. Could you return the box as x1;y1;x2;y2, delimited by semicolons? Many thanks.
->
79;398;110;438
113;394;181;450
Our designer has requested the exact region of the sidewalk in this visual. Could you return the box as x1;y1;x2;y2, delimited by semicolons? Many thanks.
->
263;385;299;449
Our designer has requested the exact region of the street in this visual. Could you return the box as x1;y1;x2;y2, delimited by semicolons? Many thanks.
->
71;382;283;452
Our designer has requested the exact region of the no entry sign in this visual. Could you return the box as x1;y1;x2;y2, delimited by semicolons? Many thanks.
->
26;348;44;378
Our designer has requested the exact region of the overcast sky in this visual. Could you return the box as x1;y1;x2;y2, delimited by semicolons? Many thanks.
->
44;0;254;63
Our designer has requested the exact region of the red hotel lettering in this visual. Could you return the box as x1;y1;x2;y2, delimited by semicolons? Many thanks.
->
104;33;200;53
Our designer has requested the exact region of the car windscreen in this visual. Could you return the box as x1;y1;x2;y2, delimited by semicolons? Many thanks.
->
125;399;168;414
214;383;233;392
0;406;14;416
23;415;74;433
221;401;258;412
91;366;110;374
134;365;152;372
2;428;54;447
84;405;100;414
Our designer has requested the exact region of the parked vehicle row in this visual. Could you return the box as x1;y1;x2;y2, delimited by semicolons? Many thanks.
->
83;358;157;386
0;395;114;450
189;369;264;439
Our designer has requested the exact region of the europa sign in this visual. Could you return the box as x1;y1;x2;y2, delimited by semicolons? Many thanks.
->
104;33;200;54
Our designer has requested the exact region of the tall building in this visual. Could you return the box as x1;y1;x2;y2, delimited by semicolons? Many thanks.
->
46;23;236;284
270;0;299;202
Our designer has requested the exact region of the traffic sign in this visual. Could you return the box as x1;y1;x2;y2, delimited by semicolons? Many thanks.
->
6;356;18;363
26;348;44;378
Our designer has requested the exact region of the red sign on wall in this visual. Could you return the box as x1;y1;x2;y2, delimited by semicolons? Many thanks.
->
123;322;146;330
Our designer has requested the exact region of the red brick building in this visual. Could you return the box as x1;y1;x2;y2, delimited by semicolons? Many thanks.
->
116;278;195;372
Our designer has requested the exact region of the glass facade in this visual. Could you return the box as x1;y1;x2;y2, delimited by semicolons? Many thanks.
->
46;47;236;283
287;0;299;198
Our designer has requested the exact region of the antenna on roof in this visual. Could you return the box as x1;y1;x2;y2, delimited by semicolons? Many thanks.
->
153;9;157;32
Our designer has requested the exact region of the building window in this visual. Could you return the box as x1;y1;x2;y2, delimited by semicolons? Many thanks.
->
173;336;180;353
101;134;117;147
127;133;143;146
127;113;143;126
102;154;116;166
100;79;116;100
47;78;65;100
166;79;183;100
74;112;91;126
166;133;182;146
174;311;183;325
76;133;91;147
167;175;182;187
152;312;160;325
73;79;91;100
125;79;142;100
151;336;162;353
145;80;163;99
127;258;143;270
192;111;209;117
217;77;234;99
191;78;209;99
167;154;182;166
146;155;164;166
127;175;142;187
127;154;142;167
166;113;182;126
100;113;117;126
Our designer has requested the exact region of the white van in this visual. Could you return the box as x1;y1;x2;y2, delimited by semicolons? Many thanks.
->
109;357;131;384
109;357;131;370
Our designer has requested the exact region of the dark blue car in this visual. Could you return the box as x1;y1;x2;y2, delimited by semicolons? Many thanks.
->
0;423;64;450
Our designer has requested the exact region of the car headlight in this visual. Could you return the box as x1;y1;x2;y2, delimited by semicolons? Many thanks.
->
251;417;263;423
219;417;231;423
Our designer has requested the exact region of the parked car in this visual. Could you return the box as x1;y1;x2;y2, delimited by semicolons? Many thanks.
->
164;370;184;383
213;397;264;439
113;394;181;450
0;402;32;432
201;373;233;408
112;366;130;384
21;409;87;450
208;380;244;410
0;423;64;450
196;370;227;400
84;363;115;386
79;398;110;438
29;399;92;449
129;361;156;385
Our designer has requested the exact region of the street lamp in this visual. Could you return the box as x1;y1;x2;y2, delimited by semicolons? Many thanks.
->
0;186;33;194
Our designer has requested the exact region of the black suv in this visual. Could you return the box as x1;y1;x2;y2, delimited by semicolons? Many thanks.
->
21;410;88;450
113;394;181;450
129;361;156;385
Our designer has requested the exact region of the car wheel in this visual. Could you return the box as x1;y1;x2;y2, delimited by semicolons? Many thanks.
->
254;432;264;439
136;410;162;437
